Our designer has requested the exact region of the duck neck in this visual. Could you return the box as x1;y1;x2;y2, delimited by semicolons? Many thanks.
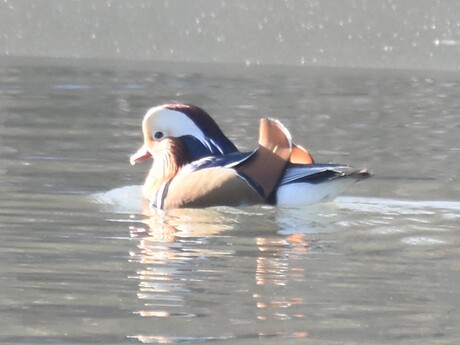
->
142;138;192;200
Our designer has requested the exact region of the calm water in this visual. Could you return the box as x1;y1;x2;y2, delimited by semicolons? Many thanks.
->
1;59;459;344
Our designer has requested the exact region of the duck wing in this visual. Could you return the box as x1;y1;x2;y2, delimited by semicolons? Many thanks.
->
274;163;371;205
183;151;256;172
280;163;371;185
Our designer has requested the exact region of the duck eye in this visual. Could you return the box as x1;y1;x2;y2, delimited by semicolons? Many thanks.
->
153;131;164;140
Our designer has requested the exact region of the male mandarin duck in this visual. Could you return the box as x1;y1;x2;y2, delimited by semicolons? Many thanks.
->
130;103;371;209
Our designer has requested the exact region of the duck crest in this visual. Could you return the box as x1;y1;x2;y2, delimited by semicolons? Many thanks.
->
164;103;238;154
142;138;192;200
164;104;224;139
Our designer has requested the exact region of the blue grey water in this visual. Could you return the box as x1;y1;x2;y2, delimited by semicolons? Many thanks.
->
1;60;459;344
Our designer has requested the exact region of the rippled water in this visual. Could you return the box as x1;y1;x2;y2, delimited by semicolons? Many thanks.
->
1;59;459;344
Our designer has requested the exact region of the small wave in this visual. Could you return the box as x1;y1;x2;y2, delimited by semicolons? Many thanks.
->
336;196;460;215
401;236;446;246
91;185;143;214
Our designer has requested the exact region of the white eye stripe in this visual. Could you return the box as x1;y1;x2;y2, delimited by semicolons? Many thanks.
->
146;107;206;141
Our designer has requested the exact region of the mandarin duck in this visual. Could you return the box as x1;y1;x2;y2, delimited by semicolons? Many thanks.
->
130;104;371;209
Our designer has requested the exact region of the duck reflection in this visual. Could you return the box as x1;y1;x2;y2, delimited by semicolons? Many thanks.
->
255;233;312;286
133;204;235;240
129;206;313;341
129;207;235;320
253;233;310;328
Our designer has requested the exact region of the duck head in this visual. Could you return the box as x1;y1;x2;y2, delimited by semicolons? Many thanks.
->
130;104;238;166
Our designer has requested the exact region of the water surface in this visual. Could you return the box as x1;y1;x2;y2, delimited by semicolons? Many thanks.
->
1;59;459;344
